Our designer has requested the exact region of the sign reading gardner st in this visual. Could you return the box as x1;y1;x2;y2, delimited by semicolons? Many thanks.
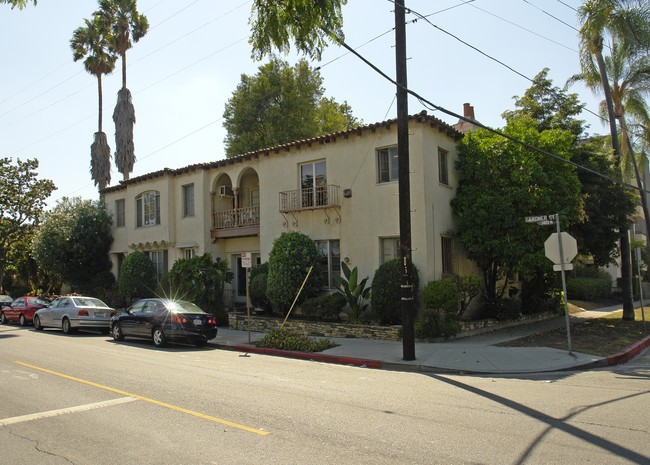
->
525;214;556;226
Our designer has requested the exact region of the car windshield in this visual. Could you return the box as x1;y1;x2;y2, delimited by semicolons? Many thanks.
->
0;295;13;302
32;298;50;306
72;297;109;308
164;300;206;314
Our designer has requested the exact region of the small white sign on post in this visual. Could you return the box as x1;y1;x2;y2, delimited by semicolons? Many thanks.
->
241;252;252;269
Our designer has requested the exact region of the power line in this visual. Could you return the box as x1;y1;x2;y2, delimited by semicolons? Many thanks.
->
522;0;580;32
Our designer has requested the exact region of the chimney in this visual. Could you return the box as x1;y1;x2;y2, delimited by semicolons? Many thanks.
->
463;102;475;120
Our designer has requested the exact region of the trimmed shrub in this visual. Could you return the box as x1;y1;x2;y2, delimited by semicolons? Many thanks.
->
255;328;336;352
250;273;271;312
371;258;419;325
159;254;233;326
566;277;612;300
422;279;459;315
118;251;156;301
415;309;461;339
480;297;521;321
300;293;346;321
266;232;322;315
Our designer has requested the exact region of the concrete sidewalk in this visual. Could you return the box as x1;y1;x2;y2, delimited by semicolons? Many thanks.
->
210;303;650;375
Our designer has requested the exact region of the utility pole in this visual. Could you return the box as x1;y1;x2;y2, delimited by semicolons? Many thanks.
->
394;0;415;361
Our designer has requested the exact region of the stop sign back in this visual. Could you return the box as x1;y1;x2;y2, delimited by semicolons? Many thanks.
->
544;232;577;265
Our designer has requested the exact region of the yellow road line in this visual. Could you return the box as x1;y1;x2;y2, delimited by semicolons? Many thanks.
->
14;361;269;436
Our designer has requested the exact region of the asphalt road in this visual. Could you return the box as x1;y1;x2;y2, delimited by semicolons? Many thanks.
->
1;324;649;465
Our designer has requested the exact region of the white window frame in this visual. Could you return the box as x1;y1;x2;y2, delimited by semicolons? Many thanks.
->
115;199;125;228
182;248;196;260
316;240;341;289
380;237;400;264
438;148;449;185
136;191;160;227
182;184;195;218
377;146;398;183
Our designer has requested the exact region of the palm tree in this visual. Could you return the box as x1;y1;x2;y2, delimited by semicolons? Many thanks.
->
71;16;117;192
577;0;650;320
97;0;149;181
568;40;650;242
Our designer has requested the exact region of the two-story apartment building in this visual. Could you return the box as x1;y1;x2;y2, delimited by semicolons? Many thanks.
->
102;112;477;307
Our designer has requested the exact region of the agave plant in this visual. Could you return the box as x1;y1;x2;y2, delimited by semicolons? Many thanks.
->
333;261;371;323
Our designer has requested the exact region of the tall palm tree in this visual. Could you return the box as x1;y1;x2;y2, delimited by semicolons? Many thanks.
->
71;16;117;192
568;40;650;241
97;0;149;181
577;0;650;320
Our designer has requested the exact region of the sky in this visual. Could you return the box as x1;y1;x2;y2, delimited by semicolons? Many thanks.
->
1;0;606;208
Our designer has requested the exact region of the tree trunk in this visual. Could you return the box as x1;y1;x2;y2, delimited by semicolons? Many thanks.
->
97;74;103;133
594;48;635;320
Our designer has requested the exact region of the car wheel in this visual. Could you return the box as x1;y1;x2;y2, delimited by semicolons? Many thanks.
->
19;314;27;326
152;327;167;347
62;318;74;334
0;312;6;324
112;323;124;341
33;315;43;330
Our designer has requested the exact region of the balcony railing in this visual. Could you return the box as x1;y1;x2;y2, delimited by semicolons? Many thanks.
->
212;205;260;230
279;185;340;213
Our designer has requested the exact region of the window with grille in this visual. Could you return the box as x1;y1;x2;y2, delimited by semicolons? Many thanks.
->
136;191;160;227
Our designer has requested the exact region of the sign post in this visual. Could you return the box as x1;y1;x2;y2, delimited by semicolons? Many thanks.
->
528;213;576;355
241;252;252;343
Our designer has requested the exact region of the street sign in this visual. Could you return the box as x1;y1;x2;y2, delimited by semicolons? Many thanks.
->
544;232;577;265
241;252;252;269
525;214;556;225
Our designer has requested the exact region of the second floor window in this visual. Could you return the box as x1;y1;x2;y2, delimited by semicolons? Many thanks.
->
438;148;449;185
377;146;398;183
301;161;327;207
182;184;194;217
115;199;125;227
136;191;160;227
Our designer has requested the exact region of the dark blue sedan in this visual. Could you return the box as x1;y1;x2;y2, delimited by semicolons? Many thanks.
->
111;298;217;347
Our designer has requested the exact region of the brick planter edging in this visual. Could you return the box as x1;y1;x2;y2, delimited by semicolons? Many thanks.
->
228;311;560;342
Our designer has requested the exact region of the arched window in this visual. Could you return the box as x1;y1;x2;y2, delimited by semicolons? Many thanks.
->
136;191;160;227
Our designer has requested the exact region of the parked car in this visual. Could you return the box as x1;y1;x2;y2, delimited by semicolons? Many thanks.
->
34;296;115;334
0;295;13;310
1;296;50;326
111;298;217;347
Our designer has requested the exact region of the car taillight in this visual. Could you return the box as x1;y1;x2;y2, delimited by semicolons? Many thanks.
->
172;315;188;324
78;310;89;316
207;316;216;325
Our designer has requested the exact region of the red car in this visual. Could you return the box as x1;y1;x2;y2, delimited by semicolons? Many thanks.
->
0;296;50;326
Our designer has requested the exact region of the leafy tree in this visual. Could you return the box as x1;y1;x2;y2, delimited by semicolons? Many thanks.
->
97;0;149;181
71;16;117;192
248;0;346;60
160;254;233;325
0;157;55;293
1;0;36;9
451;117;581;300
32;197;113;292
118;251;156;301
266;231;322;315
506;68;637;266
577;0;650;320
370;258;419;325
223;57;358;157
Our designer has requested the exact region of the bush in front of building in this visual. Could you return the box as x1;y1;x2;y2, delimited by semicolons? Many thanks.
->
255;328;336;352
159;254;233;325
118;251;157;302
566;277;612;301
266;232;323;315
300;292;346;321
416;279;462;339
249;262;272;314
370;258;419;325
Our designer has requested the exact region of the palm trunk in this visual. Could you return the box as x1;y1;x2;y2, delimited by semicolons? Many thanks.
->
620;115;650;245
97;74;103;133
121;50;127;89
594;47;635;320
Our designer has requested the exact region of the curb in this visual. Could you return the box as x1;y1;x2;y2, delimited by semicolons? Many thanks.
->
607;334;650;366
231;345;383;369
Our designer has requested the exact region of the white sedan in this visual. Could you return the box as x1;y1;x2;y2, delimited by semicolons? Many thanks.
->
34;296;115;334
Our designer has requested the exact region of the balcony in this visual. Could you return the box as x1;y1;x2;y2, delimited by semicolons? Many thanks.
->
279;185;340;212
211;205;260;240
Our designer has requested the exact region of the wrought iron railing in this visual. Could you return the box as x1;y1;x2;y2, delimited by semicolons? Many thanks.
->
279;185;340;212
212;205;260;230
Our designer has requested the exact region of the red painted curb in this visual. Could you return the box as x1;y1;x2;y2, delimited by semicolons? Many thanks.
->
232;345;383;369
607;334;650;366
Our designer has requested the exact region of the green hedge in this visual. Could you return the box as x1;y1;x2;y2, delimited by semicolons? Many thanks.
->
300;293;346;321
566;277;612;300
